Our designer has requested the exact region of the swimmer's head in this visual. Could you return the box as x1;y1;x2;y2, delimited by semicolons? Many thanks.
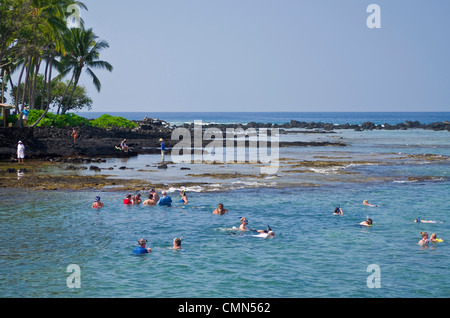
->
95;196;100;202
367;218;373;225
173;238;182;246
138;238;147;246
240;217;248;224
420;232;428;238
267;231;275;237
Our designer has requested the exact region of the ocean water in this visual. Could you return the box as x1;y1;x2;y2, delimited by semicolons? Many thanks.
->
77;111;450;126
0;112;449;298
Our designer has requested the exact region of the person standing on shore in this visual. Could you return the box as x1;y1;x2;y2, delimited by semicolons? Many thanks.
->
17;141;25;165
160;138;165;162
71;128;78;145
22;107;30;126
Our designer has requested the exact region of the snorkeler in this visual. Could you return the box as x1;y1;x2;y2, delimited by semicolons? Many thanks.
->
133;238;151;254
123;194;133;205
91;195;104;209
179;190;188;204
360;218;373;227
414;218;436;223
333;206;343;215
253;226;275;238
363;200;378;207
239;217;249;231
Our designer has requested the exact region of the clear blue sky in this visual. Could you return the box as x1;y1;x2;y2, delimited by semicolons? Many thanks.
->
76;0;450;112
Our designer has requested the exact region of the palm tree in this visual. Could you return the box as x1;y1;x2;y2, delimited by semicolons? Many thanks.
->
57;27;112;114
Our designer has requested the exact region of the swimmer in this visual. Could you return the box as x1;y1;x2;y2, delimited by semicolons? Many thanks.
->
173;238;182;250
414;218;436;224
91;195;104;209
157;190;172;206
254;226;275;238
132;193;142;204
239;217;249;231
123;194;133;205
143;193;156;206
149;188;160;203
418;232;430;245
133;238;151;254
360;218;373;227
213;203;228;215
179;190;188;204
333;207;343;215
363;200;378;207
430;233;444;243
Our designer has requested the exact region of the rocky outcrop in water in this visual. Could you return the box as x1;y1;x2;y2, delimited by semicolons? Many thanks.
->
0;118;448;160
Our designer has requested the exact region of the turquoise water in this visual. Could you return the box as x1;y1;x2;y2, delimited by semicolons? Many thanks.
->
0;182;449;298
1;113;449;298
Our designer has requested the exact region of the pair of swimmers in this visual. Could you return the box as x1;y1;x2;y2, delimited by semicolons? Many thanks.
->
332;206;372;227
418;232;443;245
133;237;182;254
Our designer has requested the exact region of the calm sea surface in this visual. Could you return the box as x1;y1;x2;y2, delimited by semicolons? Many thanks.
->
1;112;449;298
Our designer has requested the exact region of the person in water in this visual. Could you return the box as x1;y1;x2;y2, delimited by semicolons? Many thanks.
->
123;194;133;205
418;232;430;245
132;193;142;204
360;218;373;227
149;188;160;203
157;190;172;206
133;238;151;254
429;233;444;243
179;190;188;204
238;217;249;231
143;193;156;206
173;238;182;250
213;203;228;215
333;207;343;215
414;218;436;223
254;226;275;238
91;196;104;209
363;200;378;207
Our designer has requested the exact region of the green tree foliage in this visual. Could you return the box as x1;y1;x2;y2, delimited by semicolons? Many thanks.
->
90;114;138;129
0;1;112;127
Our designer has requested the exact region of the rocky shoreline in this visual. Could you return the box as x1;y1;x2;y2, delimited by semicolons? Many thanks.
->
0;118;449;161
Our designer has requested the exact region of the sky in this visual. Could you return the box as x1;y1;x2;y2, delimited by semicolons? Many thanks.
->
72;0;450;112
